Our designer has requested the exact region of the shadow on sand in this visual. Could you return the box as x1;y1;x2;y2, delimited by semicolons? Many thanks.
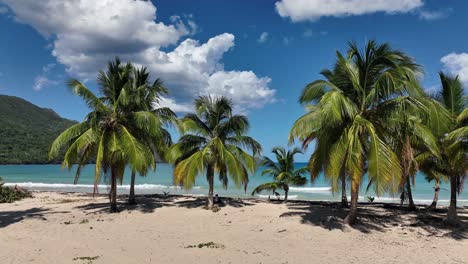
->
279;201;468;240
0;207;70;228
74;194;255;214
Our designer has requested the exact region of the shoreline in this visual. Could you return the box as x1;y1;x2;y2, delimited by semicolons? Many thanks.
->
4;184;468;207
1;191;467;263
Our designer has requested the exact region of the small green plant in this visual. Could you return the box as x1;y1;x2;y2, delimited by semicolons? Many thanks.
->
79;219;89;224
367;196;375;203
0;177;32;203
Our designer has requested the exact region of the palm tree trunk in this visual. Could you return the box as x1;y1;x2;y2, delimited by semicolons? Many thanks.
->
406;177;416;211
128;171;137;205
344;179;359;225
340;168;348;208
110;167;118;213
283;184;289;203
207;165;215;209
447;176;459;225
402;136;416;211
427;179;440;210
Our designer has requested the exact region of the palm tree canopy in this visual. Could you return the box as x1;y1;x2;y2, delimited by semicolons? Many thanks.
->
252;146;307;196
289;40;450;196
49;58;173;191
167;96;262;190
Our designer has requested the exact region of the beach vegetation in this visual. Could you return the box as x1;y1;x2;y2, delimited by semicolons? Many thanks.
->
49;58;171;212
0;177;32;203
166;96;261;208
289;40;450;224
251;146;307;202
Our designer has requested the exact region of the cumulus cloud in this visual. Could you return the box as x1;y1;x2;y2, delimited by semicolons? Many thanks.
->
441;53;468;89
33;63;59;91
2;0;275;112
275;0;424;22
156;97;193;113
33;76;59;91
257;32;269;43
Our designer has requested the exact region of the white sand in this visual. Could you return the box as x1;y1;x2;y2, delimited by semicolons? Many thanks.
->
1;192;467;264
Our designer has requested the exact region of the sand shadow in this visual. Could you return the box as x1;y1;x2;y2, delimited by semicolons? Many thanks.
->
74;194;256;214
74;194;178;214
280;201;468;239
0;207;52;228
173;196;256;209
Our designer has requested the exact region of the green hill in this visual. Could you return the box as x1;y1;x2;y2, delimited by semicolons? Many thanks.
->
0;95;77;164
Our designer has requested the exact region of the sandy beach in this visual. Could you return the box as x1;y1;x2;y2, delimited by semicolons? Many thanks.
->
0;192;467;264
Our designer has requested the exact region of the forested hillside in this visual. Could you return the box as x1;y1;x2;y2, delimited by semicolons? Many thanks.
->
0;95;77;164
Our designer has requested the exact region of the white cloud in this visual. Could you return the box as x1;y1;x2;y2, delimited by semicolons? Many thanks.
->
419;9;450;21
1;0;195;78
441;53;468;89
33;63;59;91
257;32;269;43
33;76;58;91
156;97;193;113
42;63;55;73
275;0;424;22
2;0;275;112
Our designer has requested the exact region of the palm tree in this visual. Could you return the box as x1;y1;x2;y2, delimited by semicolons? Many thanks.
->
436;72;467;224
384;101;444;211
49;59;162;212
123;66;176;205
290;40;437;224
289;68;353;208
251;147;307;202
166;96;262;208
416;151;449;210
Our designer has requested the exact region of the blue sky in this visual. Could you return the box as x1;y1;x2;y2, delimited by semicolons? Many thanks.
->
0;0;467;161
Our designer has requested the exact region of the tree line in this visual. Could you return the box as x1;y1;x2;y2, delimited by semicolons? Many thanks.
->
49;41;467;226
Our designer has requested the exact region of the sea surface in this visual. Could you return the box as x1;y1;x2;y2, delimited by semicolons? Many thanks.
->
1;164;467;206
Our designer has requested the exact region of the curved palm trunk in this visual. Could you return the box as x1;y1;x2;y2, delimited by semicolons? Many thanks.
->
283;184;289;203
110;167;118;213
427;179;440;210
447;176;459;225
406;177;416;211
340;168;348;208
128;171;137;205
344;179;359;225
207;165;215;209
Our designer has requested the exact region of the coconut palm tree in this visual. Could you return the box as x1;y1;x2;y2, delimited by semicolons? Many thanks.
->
436;72;467;224
166;96;262;208
416;150;449;210
384;100;445;211
289;68;350;207
123;66;176;205
251;147;307;202
49;59;163;212
290;40;437;224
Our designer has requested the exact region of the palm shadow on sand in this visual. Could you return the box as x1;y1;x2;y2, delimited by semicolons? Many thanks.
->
0;207;70;228
74;194;255;214
280;201;468;240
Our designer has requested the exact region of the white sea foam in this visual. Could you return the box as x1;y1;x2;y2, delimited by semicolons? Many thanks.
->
289;186;331;193
256;194;299;200
4;182;202;190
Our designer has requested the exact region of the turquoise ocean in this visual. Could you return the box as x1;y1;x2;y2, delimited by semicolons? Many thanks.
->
1;164;467;206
